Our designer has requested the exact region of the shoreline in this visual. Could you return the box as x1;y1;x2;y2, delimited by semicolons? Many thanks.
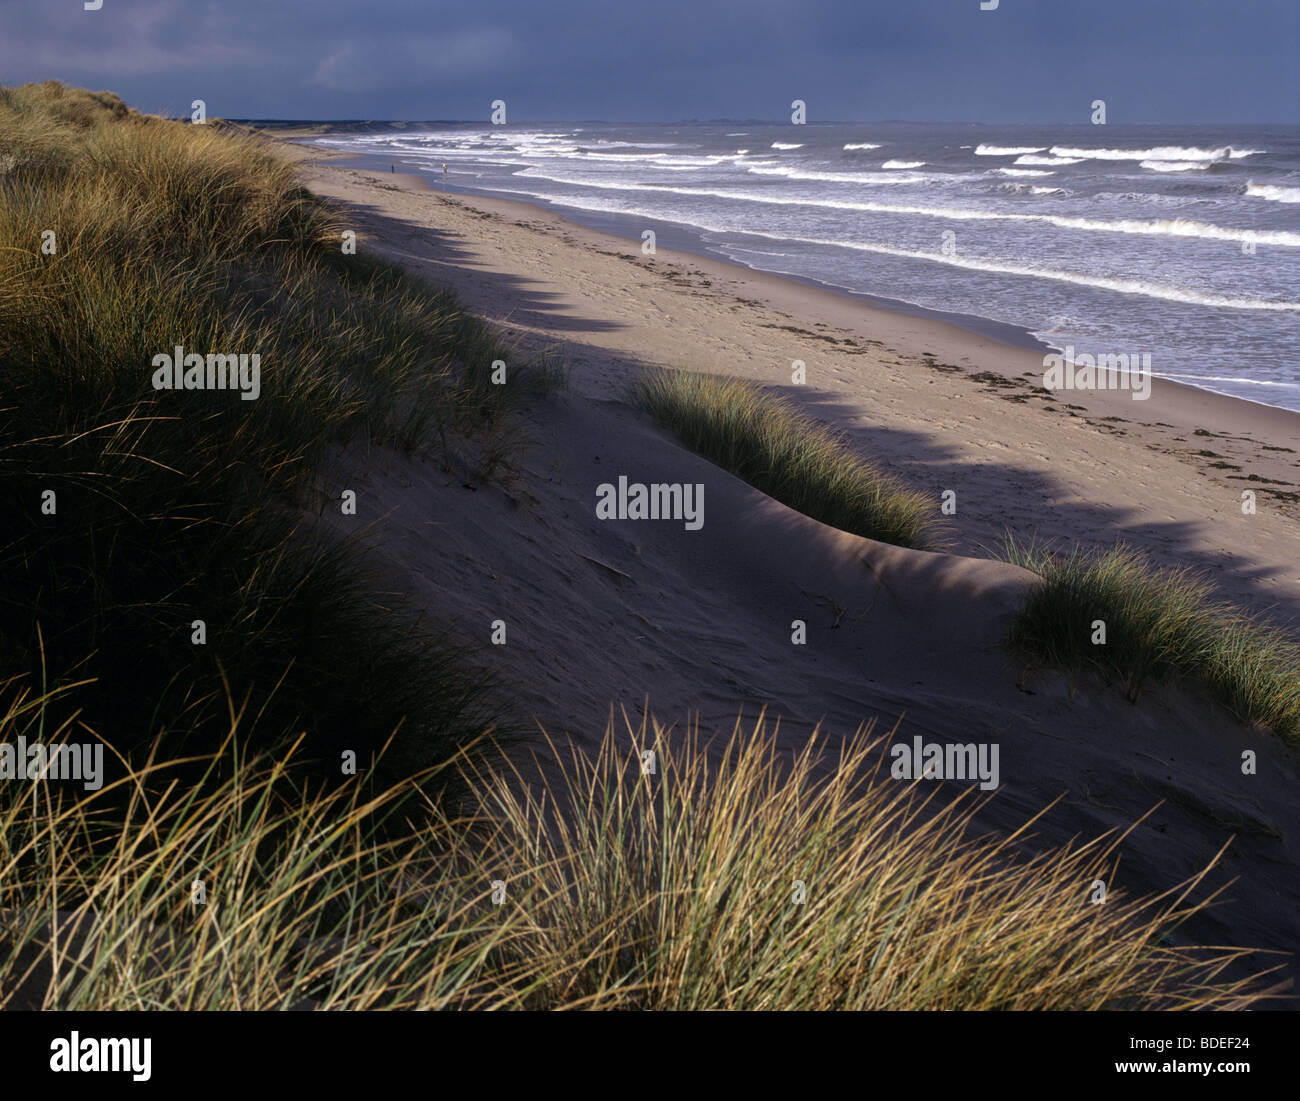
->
313;144;1300;417
323;152;1057;355
288;141;1300;631
292;142;1300;465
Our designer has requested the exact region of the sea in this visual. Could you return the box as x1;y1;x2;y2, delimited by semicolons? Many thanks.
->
310;122;1300;413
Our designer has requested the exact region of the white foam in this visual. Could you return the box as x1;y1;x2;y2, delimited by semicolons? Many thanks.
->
975;144;1045;155
1246;182;1300;203
1140;160;1208;172
1015;154;1082;166
843;142;882;150
1096;191;1188;205
1049;145;1231;162
771;142;804;150
995;168;1054;177
882;160;926;169
726;235;1300;311
996;183;1065;196
511;169;1300;246
452;186;1300;312
580;151;736;166
1159;373;1298;388
585;139;682;149
745;165;924;185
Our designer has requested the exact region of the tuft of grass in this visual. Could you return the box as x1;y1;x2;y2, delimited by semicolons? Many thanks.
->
633;370;936;549
465;710;1271;1010
1002;535;1300;739
0;681;524;1010
0;690;1274;1010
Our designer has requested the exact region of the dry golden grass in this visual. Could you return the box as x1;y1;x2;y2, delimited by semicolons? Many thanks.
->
1;687;1275;1010
635;370;938;549
1004;536;1300;740
0;81;560;778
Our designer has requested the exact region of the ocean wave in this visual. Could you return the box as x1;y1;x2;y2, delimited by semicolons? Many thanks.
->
576;151;722;163
585;140;682;149
995;168;1054;177
1096;191;1194;204
745;165;925;184
1014;154;1082;166
1140;160;1208;172
843;142;882;150
467;186;1300;312
771;142;804;149
1049;144;1238;162
882;160;926;169
509;134;583;148
1158;373;1299;388
740;236;1300;311
975;144;1045;155
1245;182;1300;203
997;184;1066;196
509;169;1300;246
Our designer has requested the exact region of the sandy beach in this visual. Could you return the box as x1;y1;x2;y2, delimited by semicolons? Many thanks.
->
284;145;1300;987
298;150;1300;618
7;0;1300;1037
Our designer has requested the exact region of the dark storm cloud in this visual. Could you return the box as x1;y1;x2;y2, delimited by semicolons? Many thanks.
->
0;0;1294;122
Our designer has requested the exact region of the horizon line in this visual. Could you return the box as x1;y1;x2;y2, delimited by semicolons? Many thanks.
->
217;117;1294;127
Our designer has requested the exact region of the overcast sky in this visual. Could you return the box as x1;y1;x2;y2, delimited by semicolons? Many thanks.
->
1;0;1295;123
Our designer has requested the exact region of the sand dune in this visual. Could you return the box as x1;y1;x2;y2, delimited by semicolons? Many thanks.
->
295;146;1300;989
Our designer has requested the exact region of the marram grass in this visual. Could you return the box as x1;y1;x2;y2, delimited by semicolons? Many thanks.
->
0;80;560;775
0;689;1275;1010
1003;535;1300;740
634;370;937;549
